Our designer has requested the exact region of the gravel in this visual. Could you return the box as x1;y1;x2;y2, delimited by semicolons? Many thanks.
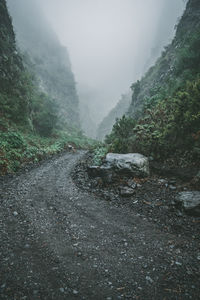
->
0;151;199;299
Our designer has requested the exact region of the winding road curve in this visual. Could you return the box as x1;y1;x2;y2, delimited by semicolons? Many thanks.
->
0;152;199;299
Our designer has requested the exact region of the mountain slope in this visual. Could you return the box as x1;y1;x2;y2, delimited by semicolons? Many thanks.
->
0;0;27;123
97;1;185;143
0;0;94;175
7;0;80;129
129;0;200;118
106;0;200;162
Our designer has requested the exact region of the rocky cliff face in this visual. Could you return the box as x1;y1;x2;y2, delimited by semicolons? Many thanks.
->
0;0;23;94
128;0;200;118
96;1;185;142
7;0;80;129
106;0;200;160
0;0;31;123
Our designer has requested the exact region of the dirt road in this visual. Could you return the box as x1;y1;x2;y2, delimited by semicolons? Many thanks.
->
0;152;199;299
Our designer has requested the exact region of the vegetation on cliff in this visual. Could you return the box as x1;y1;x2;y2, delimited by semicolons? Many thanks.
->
0;0;95;175
7;0;80;129
106;0;200;164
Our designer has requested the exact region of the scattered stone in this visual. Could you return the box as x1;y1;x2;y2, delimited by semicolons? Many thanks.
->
87;165;114;183
13;211;18;216
127;179;137;189
1;150;200;300
169;179;176;185
176;211;183;217
176;191;200;216
175;261;182;266
68;145;76;152
145;276;153;283
142;264;148;269
119;186;135;197
158;179;167;184
169;185;177;190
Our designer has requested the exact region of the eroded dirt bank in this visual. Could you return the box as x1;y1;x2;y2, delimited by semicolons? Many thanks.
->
0;151;199;300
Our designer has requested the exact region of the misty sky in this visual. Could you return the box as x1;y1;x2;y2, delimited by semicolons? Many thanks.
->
38;0;186;124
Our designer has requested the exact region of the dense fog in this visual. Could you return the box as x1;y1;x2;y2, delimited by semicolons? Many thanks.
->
10;0;186;129
37;0;186;126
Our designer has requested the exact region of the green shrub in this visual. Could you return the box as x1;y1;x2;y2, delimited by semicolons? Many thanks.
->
93;146;108;165
105;115;136;153
106;78;200;161
175;30;200;78
30;92;58;137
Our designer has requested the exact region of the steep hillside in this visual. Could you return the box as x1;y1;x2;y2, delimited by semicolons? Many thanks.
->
0;1;94;175
106;0;200;163
129;0;200;118
7;0;80;129
97;1;185;143
97;93;131;141
0;0;27;123
142;0;186;72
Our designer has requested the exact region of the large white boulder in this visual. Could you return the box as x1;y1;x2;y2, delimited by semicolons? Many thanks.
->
105;153;150;177
176;191;200;216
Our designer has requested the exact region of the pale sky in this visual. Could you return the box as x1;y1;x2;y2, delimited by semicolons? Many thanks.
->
38;0;185;123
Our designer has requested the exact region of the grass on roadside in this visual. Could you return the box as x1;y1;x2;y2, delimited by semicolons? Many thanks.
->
0;119;99;175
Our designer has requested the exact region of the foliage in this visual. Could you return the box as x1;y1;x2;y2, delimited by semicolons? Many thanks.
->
106;78;200;161
105;115;136;153
31;92;58;136
131;80;140;98
8;0;80;128
0;0;98;176
143;86;167;109
0;69;58;135
108;17;200;164
0;120;97;175
175;31;200;79
92;145;109;166
0;130;28;173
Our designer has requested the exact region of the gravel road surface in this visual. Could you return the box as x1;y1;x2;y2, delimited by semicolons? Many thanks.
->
0;151;199;299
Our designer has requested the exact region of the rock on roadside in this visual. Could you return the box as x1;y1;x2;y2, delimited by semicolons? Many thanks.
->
105;153;150;177
176;191;200;216
87;165;114;183
87;153;150;183
119;186;136;197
